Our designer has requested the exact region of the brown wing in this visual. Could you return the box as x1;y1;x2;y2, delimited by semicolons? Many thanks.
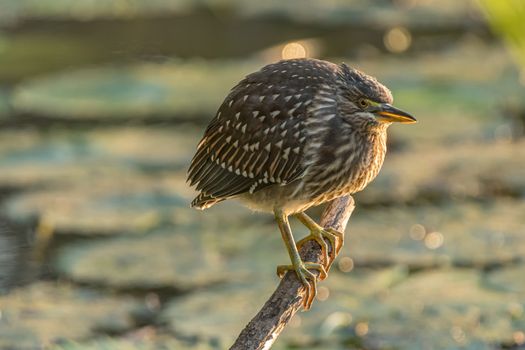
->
187;58;340;207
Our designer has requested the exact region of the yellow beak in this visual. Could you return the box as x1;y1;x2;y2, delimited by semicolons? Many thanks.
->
376;104;416;124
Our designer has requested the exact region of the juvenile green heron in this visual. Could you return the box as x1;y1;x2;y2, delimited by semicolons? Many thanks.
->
187;58;415;309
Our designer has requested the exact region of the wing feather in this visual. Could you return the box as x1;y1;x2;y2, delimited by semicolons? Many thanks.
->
188;58;340;206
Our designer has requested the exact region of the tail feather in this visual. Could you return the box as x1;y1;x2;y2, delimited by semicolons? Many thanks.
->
191;193;224;210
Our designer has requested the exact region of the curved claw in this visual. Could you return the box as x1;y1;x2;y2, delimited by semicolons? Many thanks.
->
325;227;344;256
323;228;344;271
276;262;327;310
296;228;344;272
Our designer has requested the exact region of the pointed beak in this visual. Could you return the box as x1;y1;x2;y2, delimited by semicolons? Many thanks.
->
375;104;416;124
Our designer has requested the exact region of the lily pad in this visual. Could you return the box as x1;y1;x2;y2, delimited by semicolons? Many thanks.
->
54;229;232;290
53;220;285;290
2;174;192;235
11;61;258;121
358;140;525;205
352;269;525;349
0;282;143;349
0;126;199;190
344;200;525;268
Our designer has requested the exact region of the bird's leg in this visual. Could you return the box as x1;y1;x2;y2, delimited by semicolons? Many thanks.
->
295;212;344;271
274;208;327;310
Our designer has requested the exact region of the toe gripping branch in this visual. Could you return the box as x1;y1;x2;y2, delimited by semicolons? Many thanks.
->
274;209;344;310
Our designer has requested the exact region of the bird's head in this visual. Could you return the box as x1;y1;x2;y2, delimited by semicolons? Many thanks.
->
338;63;416;126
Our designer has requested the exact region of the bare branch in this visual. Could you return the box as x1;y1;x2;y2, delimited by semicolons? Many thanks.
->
229;195;355;350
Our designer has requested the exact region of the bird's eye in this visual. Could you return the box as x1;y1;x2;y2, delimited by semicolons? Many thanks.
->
358;98;369;108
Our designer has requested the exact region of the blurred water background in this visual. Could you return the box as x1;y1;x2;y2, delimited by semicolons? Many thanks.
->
0;1;524;349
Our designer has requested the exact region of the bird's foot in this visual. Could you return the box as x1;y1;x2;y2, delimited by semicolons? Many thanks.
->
296;227;343;271
277;262;327;310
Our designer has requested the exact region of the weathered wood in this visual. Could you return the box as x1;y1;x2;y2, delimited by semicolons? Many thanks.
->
229;195;355;350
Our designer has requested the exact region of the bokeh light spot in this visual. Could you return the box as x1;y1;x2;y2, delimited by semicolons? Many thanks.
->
338;256;354;273
355;322;369;337
514;331;525;346
409;223;426;240
282;42;307;59
384;27;412;53
317;286;330;301
424;231;444;249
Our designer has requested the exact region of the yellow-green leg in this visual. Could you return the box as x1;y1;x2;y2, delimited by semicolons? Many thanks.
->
295;212;344;271
274;208;327;310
